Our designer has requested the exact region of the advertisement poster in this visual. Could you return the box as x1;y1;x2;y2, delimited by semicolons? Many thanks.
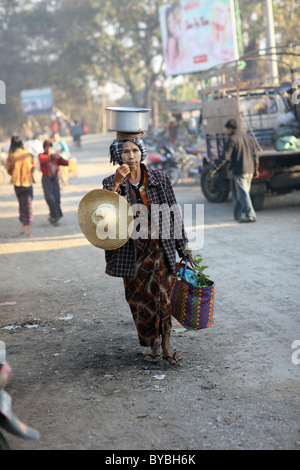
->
159;0;240;76
20;87;53;116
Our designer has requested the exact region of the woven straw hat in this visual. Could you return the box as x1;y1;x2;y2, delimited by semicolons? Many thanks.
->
78;189;134;250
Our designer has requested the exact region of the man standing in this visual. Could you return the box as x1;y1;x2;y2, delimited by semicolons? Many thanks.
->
213;118;259;223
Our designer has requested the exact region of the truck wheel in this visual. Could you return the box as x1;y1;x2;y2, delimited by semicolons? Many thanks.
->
0;431;9;450
251;194;265;211
201;165;230;202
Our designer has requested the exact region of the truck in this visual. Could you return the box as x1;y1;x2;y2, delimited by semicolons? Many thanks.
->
198;68;300;210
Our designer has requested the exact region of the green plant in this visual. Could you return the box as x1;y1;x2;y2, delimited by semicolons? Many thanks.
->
177;252;211;287
189;253;211;287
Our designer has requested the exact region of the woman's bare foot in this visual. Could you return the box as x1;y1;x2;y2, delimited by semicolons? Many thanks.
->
20;224;25;235
161;335;182;365
163;351;182;365
144;339;161;363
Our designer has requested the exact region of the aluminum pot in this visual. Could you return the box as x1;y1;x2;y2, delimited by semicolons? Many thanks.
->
105;107;151;133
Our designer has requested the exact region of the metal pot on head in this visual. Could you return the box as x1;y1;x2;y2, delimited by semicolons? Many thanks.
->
105;107;151;133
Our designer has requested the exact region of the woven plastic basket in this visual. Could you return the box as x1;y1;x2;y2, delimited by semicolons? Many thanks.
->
171;264;214;331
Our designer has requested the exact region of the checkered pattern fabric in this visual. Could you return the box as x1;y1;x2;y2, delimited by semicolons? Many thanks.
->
170;272;214;331
109;138;147;165
102;164;189;278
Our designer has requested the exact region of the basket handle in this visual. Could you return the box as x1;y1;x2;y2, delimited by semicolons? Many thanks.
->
179;258;195;276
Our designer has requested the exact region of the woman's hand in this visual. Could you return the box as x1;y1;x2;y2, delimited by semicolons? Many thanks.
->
178;247;193;263
113;164;130;191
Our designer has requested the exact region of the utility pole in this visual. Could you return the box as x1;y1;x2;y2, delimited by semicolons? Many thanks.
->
265;0;279;84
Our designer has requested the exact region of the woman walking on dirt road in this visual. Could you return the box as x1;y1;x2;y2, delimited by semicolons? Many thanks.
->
6;135;35;237
102;134;192;365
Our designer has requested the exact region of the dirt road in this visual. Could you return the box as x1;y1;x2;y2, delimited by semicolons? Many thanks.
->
0;134;299;450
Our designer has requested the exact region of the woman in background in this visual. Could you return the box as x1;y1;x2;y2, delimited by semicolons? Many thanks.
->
39;139;69;226
6;135;35;237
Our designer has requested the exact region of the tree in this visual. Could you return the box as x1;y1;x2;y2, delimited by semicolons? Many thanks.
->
1;0;299;137
0;1;42;135
0;0;100;136
238;0;300;83
0;0;167;136
91;0;166;108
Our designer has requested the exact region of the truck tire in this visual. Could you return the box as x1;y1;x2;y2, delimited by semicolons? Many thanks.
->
251;194;265;211
201;165;230;203
0;431;9;450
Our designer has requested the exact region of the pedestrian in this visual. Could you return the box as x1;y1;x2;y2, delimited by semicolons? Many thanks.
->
24;135;44;171
52;132;70;159
6;135;35;237
52;132;71;185
38;139;69;226
213;118;259;223
81;119;88;135
102;133;192;365
51;115;58;134
168;120;178;144
70;120;83;148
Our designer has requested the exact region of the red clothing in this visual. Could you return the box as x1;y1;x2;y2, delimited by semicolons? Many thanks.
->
38;152;69;177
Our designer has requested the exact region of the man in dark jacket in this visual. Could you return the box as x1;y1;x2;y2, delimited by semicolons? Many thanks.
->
214;118;259;223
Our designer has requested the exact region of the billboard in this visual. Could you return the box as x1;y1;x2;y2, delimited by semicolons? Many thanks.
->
159;0;241;76
20;87;53;116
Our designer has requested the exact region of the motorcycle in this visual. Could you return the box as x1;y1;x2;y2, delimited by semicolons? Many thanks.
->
0;361;40;450
146;143;204;186
146;143;180;185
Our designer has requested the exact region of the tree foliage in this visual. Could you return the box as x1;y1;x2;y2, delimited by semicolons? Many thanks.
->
91;0;166;107
0;0;299;136
239;0;300;82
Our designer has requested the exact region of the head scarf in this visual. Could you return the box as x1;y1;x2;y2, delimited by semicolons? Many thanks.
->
109;138;147;166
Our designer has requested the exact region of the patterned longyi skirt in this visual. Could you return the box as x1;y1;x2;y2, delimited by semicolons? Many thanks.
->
14;185;33;226
123;237;172;347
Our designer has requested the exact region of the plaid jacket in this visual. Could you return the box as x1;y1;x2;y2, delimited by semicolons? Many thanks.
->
102;164;188;278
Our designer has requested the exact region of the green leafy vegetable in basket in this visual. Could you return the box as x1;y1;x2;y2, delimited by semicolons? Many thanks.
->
177;252;211;287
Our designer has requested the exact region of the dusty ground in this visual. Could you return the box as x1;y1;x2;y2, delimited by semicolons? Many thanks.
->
0;134;299;451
